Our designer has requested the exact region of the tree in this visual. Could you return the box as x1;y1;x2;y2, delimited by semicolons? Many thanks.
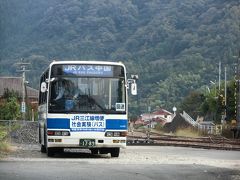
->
179;91;205;119
0;89;21;120
225;80;237;121
0;97;21;120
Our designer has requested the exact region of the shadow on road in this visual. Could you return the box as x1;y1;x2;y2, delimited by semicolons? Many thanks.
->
50;149;111;159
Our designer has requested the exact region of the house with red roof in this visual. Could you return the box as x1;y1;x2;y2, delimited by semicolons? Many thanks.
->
135;108;174;127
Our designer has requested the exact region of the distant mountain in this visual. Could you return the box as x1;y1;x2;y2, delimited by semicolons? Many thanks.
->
0;0;239;114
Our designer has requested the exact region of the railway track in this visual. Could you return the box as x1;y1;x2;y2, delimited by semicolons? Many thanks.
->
127;132;240;151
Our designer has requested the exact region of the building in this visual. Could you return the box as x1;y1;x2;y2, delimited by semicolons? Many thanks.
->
151;109;174;123
136;108;174;128
198;121;216;134
0;77;38;103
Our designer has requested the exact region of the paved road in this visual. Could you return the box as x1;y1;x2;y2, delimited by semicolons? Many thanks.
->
0;145;240;180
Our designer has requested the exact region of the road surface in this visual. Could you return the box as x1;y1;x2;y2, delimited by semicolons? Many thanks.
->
0;144;240;180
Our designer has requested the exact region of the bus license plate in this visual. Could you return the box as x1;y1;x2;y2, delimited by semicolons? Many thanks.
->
79;139;95;147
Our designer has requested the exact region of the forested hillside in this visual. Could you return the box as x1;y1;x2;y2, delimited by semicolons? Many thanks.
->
0;0;239;115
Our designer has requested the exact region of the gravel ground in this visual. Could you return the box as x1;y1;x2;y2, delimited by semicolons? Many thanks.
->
10;122;38;144
3;143;240;172
3;122;240;172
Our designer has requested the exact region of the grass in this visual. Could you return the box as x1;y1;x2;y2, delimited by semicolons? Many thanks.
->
0;141;11;153
0;140;12;159
0;125;12;158
175;128;201;138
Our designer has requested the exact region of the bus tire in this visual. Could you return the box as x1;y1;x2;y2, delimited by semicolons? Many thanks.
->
41;145;46;153
110;148;120;157
47;148;55;157
56;148;64;154
90;148;98;155
99;148;108;154
38;126;41;144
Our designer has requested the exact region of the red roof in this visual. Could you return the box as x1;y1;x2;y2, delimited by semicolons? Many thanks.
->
152;109;172;116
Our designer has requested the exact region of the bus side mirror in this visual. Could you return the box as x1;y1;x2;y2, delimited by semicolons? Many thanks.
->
131;82;137;95
40;82;47;93
127;78;138;95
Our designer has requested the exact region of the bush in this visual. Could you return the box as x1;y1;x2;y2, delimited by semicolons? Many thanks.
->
0;97;21;120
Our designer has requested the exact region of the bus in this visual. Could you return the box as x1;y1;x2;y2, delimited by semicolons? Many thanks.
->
38;61;137;157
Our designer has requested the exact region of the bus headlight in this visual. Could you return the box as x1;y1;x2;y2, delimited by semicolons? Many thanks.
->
54;131;61;136
113;132;120;137
47;130;70;136
105;132;113;137
105;131;127;137
62;131;70;136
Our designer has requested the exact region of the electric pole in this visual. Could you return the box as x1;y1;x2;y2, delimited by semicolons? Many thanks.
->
16;58;30;121
237;51;240;135
224;66;227;124
219;61;221;92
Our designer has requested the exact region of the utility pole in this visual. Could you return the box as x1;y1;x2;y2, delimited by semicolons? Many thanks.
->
237;51;240;135
16;59;30;121
233;51;240;138
219;61;221;92
224;66;227;124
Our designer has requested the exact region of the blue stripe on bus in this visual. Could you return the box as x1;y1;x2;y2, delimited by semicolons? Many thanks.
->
47;118;128;130
47;118;70;129
106;119;128;130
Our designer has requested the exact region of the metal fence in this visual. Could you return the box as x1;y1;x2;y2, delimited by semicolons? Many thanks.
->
180;111;223;135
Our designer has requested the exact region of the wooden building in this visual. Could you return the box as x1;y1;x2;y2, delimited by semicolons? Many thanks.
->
0;76;38;104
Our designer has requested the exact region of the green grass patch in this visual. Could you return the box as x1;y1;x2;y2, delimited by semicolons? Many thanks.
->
134;124;145;129
175;128;200;138
0;125;8;141
0;131;8;141
0;125;12;158
0;141;12;158
0;141;11;152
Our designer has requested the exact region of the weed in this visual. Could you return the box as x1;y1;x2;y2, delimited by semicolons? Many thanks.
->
175;128;200;138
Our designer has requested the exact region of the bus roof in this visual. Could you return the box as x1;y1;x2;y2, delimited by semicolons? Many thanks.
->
49;60;125;67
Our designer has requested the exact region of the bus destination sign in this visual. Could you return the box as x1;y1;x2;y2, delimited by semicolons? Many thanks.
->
63;65;113;77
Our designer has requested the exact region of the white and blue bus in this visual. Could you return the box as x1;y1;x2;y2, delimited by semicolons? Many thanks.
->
38;61;137;157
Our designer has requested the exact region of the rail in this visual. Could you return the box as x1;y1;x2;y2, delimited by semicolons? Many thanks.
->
127;131;240;151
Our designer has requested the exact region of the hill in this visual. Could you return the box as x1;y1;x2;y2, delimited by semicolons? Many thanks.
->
0;0;239;115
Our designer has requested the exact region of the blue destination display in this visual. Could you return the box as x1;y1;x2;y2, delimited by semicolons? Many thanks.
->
63;65;113;77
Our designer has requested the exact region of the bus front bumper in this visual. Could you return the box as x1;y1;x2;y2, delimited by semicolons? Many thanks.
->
46;137;127;149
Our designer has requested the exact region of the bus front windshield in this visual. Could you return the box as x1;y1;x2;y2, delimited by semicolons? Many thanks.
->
48;77;126;114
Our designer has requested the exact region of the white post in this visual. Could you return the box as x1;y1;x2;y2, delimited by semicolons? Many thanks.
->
22;66;26;121
219;61;221;92
224;67;227;123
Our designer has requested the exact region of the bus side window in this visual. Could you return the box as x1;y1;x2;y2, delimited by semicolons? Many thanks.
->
39;70;49;105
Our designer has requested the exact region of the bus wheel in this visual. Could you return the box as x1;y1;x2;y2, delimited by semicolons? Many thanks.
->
110;148;120;157
99;148;108;154
47;148;55;157
41;145;46;153
90;148;98;155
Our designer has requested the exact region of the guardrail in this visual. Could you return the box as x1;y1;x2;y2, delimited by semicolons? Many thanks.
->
180;112;222;135
180;111;199;127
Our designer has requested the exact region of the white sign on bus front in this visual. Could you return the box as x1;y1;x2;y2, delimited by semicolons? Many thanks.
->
70;115;106;132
